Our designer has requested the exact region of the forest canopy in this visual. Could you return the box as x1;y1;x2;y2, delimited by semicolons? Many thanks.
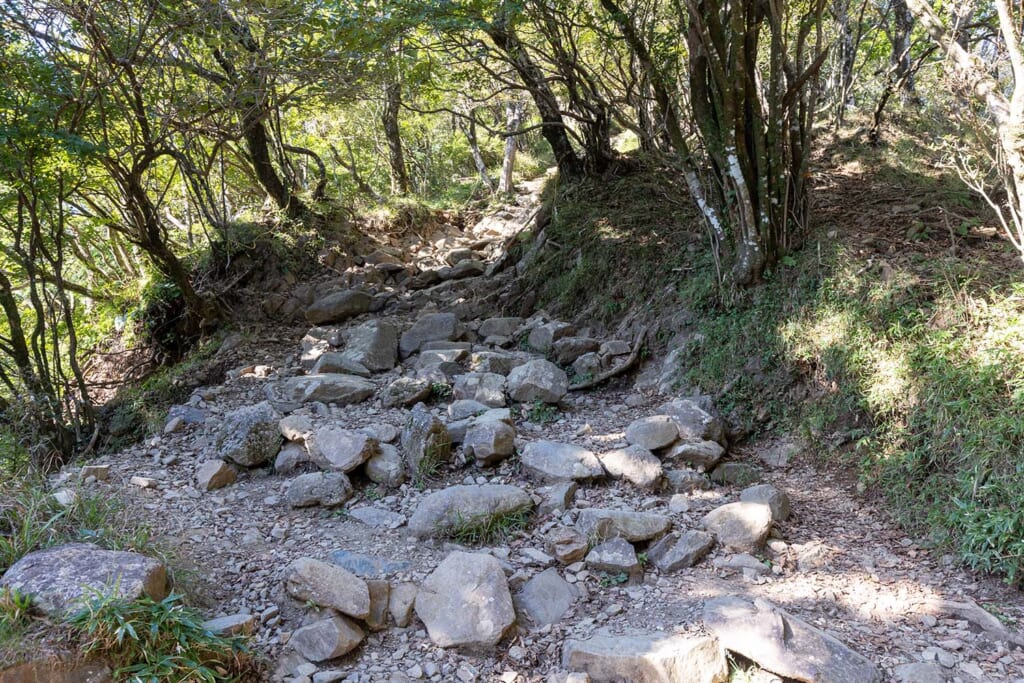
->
0;0;1021;469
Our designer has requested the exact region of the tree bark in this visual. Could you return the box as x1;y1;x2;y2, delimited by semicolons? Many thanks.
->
486;20;584;182
499;100;523;194
382;81;411;195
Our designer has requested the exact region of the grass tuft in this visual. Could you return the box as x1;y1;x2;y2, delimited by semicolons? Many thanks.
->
446;508;532;546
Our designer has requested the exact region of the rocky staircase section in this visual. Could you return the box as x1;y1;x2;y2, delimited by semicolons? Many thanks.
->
5;189;1024;683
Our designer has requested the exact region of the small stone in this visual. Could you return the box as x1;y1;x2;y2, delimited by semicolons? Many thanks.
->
585;538;642;583
546;527;589;564
195;460;236;491
515;568;578;626
381;377;432;408
80;465;110;481
647;530;715;572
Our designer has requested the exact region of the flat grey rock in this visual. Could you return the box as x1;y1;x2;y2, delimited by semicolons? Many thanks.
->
284;557;370;619
329;549;411;578
562;632;727;683
702;502;772;553
647;530;715;572
624;416;680;450
598;445;664;489
306;426;379;472
408;484;533;539
1;543;168;617
520;441;604;482
271;374;375;406
576;508;671;542
703;596;882;683
515;568;578;626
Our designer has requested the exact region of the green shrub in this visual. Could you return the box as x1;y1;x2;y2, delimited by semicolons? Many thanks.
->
0;472;155;575
68;592;254;682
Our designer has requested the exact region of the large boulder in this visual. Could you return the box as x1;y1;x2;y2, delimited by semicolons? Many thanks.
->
408;485;533;538
414;552;516;649
271;374;375;406
703;597;882;683
625;416;680;451
507;360;568;404
290;615;365;662
342;320;400;372
562;633;727;683
701;502;772;553
400;313;461;358
304;289;372;324
576;508;671;543
215;401;281;467
520;441;604;482
552;337;600;365
284;557;370;619
401;405;452;478
740;484;792;521
0;543;168;617
657;399;726;445
453;373;507;407
380;377;432;409
527;321;574;353
306;427;379;473
598;446;664;489
286;472;353;508
463;421;516;467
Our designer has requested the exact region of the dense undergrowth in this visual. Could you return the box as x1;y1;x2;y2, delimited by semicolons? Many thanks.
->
532;141;1024;584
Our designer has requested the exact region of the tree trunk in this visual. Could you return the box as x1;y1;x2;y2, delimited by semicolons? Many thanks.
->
486;20;583;182
891;0;917;101
460;110;495;192
499;100;523;193
382;81;411;195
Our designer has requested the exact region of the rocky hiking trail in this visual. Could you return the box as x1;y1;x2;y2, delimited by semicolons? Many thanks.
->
5;181;1024;683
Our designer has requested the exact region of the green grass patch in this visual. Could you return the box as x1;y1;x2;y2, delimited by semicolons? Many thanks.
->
0;471;157;576
446;508;532;546
526;161;701;330
68;592;257;682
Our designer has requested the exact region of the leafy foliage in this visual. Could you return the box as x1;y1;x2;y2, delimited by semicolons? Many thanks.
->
68;592;254;682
